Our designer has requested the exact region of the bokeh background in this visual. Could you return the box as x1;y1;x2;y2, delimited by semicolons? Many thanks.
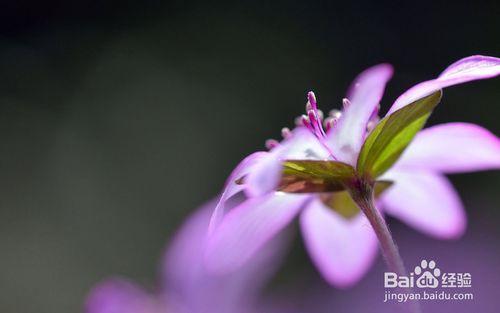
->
0;1;499;312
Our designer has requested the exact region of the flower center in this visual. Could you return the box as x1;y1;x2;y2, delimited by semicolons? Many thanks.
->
299;91;349;140
264;91;380;151
265;91;344;150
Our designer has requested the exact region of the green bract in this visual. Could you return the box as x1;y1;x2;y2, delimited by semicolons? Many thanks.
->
357;90;442;178
279;160;355;193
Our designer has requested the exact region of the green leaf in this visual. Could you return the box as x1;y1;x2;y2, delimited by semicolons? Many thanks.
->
278;160;356;193
322;180;393;219
357;90;442;178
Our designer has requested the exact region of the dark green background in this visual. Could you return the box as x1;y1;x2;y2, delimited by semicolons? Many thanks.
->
0;1;498;312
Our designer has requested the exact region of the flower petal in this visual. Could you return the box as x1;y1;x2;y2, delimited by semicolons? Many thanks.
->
388;55;500;115
283;127;333;160
244;150;284;197
300;198;378;287
164;200;291;313
327;64;393;165
440;55;500;78
85;279;162;313
380;170;466;239
394;123;500;173
245;128;332;197
205;193;310;273
209;152;267;232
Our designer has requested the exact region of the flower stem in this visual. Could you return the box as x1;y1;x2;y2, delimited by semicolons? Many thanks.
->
350;179;421;313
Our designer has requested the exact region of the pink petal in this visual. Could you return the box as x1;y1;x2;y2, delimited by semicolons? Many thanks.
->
164;200;290;313
245;128;332;197
209;152;267;232
394;123;500;173
300;198;378;288
244;150;284;197
388;55;500;115
205;193;310;273
282;127;333;160
163;200;217;295
440;55;500;78
380;170;466;239
85;278;162;313
327;64;393;165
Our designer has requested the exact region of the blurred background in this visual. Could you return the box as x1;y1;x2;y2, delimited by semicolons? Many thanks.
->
0;1;498;312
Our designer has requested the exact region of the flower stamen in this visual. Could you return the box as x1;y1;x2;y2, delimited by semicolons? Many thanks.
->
303;91;327;139
265;92;344;155
281;127;292;139
342;98;351;109
323;116;338;132
265;139;279;150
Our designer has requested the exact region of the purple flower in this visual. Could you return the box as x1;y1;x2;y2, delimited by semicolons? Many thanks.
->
85;200;290;313
205;56;500;288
